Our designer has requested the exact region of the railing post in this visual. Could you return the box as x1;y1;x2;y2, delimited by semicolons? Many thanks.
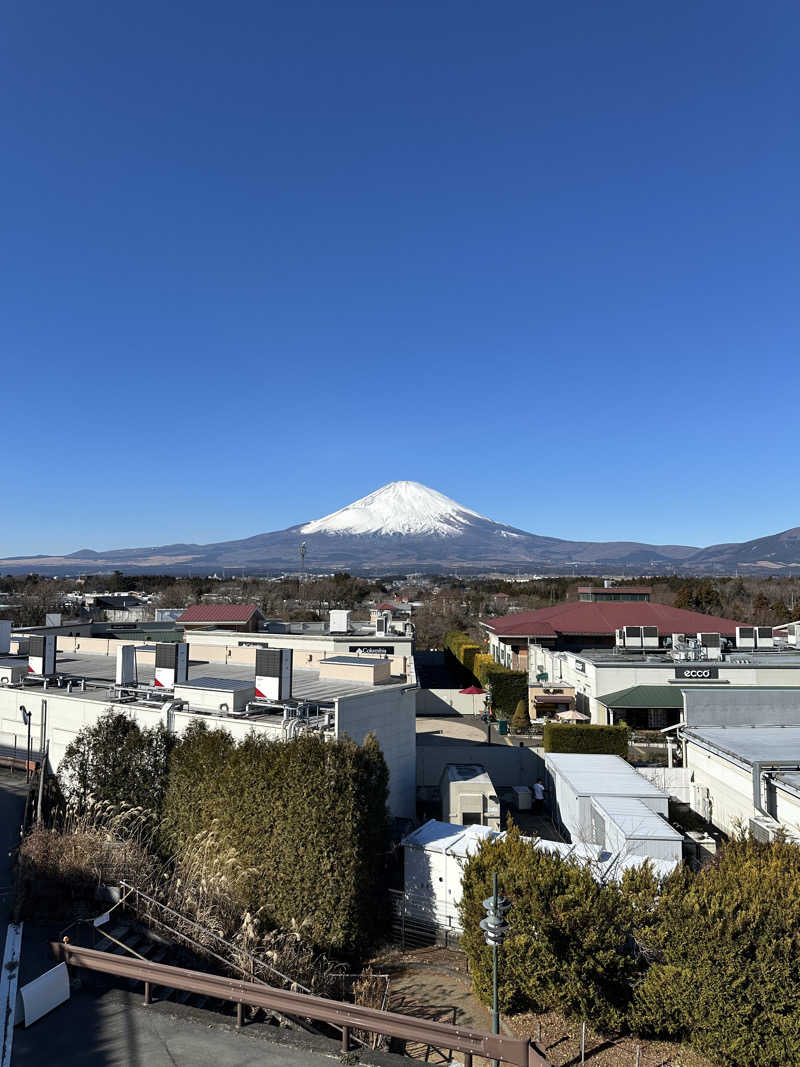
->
341;1025;350;1053
464;1054;473;1067
236;1002;243;1029
143;981;151;1006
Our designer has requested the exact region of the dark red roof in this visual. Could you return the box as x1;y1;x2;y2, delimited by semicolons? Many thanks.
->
178;604;259;624
483;601;743;638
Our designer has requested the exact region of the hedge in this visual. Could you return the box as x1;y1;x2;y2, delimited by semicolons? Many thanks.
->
485;669;527;718
162;722;390;955
444;629;482;674
543;722;629;757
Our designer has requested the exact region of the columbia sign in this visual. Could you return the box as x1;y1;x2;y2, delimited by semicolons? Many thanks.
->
675;665;719;680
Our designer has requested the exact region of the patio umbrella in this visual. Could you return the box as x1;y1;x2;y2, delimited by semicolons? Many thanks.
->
556;709;590;722
460;685;485;717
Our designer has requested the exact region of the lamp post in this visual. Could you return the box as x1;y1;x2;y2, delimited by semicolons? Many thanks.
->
480;871;511;1067
20;706;32;783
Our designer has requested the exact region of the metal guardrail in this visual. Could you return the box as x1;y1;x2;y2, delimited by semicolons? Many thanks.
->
51;942;552;1066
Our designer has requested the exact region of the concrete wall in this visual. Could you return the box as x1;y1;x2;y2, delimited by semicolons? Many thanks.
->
417;740;544;793
336;686;416;819
416;688;485;717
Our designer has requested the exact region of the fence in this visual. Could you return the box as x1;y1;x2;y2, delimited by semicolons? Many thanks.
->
388;889;463;951
52;942;551;1066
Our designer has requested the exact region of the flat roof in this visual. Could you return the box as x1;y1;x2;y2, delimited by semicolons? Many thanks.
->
19;651;407;704
592;796;682;840
403;819;499;856
176;677;255;692
571;649;800;668
320;656;387;666
684;725;800;767
545;753;667;799
443;763;493;784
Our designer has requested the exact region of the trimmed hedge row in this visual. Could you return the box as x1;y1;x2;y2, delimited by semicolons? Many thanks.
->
543;722;629;757
444;629;482;674
445;629;528;718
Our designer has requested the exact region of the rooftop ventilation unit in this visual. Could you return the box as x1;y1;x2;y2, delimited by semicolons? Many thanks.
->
255;648;292;701
697;633;722;660
623;625;643;649
0;662;25;686
756;627;774;649
329;610;351;634
0;621;10;656
736;626;756;650
115;645;138;687
642;625;659;649
28;634;56;677
154;643;188;689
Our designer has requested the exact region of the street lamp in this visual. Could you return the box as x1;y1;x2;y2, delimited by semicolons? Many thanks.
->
19;706;32;783
480;871;511;1067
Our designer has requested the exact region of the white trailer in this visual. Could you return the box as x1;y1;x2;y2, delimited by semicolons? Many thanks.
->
545;753;670;844
590;795;683;862
403;820;500;930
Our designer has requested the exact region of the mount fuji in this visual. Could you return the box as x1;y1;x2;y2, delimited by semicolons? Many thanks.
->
0;481;709;575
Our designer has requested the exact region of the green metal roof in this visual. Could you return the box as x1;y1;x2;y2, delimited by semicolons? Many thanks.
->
597;685;685;709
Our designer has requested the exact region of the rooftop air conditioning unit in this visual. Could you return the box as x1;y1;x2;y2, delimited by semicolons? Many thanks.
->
615;629;625;648
697;633;722;660
0;621;11;656
28;635;56;677
154;642;188;689
329;610;351;634
736;626;756;650
115;645;138;687
0;663;25;686
255;648;292;701
624;625;643;649
756;627;774;649
642;625;659;649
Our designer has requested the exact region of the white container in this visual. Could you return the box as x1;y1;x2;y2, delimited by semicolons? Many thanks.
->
513;785;533;811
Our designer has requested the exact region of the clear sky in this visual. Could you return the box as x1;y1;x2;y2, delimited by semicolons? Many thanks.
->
2;2;798;555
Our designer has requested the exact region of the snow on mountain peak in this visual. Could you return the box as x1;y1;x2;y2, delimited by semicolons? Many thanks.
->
300;481;493;537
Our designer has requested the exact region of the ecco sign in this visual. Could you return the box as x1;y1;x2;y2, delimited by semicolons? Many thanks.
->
675;665;719;680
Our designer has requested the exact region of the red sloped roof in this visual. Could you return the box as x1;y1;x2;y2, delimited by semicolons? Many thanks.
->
483;601;743;638
178;604;259;624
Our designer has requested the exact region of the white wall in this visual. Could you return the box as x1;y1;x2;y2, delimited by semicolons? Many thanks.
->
335;686;417;819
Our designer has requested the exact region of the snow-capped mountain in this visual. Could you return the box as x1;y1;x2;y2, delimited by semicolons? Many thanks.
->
0;480;711;574
300;481;492;537
9;480;800;576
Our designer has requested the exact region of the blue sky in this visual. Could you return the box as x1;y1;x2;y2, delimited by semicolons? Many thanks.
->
1;2;798;555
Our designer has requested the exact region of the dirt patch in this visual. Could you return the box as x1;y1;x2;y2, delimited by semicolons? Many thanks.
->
507;1011;713;1067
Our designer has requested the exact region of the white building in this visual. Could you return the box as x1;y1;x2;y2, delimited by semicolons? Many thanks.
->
545;753;682;863
0;636;417;818
680;687;800;841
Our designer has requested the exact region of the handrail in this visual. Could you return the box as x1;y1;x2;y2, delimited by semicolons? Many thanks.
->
51;942;551;1066
119;881;309;993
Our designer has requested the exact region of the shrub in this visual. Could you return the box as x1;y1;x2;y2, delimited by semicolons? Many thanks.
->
472;652;497;687
631;835;800;1065
58;710;176;817
543;722;629;757
460;825;638;1033
444;629;483;674
486;669;527;718
162;723;390;955
511;699;531;734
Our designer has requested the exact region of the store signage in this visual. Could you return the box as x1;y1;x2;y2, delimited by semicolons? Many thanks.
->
574;660;586;673
349;645;394;655
675;665;719;680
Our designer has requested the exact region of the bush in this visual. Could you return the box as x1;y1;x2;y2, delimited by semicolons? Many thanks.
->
460;826;639;1033
58;710;176;817
444;629;482;674
511;699;531;733
472;652;497;687
543;722;629;757
163;723;390;955
486;669;527;718
631;835;800;1065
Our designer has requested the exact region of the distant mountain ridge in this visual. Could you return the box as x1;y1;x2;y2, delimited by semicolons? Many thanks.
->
1;481;798;575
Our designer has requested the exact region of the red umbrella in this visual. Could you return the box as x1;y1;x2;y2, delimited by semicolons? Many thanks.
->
460;685;485;716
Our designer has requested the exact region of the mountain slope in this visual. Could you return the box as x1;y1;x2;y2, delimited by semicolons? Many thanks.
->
1;480;796;575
